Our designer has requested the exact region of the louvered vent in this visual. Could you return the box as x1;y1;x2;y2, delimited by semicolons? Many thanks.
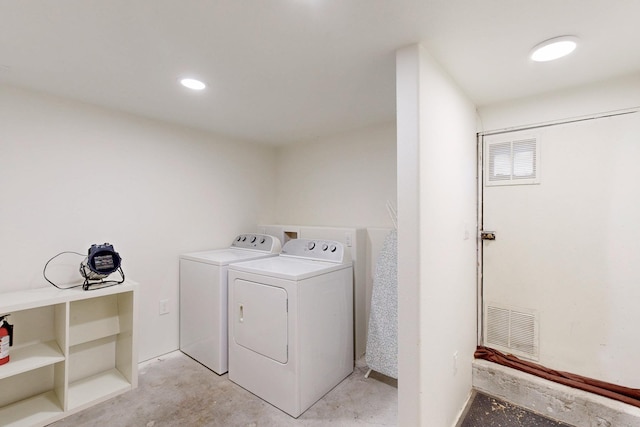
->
485;304;538;360
488;142;512;182
512;139;536;179
486;137;539;186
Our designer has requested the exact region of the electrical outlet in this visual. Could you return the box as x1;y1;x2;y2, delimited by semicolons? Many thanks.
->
159;299;170;315
345;232;352;247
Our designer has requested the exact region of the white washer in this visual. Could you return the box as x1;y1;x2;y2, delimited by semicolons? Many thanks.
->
227;238;353;418
179;234;281;374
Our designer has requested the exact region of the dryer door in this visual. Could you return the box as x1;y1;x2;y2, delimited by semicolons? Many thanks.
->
232;279;288;363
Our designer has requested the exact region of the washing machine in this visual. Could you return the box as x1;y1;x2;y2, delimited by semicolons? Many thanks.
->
227;238;353;418
179;234;281;374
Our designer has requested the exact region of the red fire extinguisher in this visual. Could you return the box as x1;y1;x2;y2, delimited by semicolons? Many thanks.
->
0;314;14;366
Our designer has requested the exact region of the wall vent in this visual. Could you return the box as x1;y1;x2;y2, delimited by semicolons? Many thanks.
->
485;136;540;186
485;304;539;360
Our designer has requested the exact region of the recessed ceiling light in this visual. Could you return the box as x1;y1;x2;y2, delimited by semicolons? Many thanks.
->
180;78;206;91
530;36;578;62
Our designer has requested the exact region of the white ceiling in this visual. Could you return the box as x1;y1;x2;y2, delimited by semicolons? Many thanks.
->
2;1;639;145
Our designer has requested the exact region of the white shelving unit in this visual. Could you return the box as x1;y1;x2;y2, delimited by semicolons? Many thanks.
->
0;281;138;427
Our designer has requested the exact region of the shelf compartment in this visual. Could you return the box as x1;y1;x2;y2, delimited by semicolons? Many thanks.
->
0;364;63;408
0;390;64;427
0;340;65;380
67;368;131;411
68;334;117;384
0;282;137;425
69;295;120;347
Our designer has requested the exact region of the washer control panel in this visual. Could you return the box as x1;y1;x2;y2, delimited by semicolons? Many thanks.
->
280;238;350;263
230;234;282;253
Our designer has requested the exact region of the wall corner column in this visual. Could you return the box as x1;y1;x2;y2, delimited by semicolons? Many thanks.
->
396;44;422;426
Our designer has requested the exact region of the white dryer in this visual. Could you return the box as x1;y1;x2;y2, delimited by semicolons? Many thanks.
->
227;238;353;418
179;234;281;374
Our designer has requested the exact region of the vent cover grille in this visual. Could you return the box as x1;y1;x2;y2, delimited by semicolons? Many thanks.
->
485;136;539;186
485;304;538;360
512;139;537;179
488;142;512;182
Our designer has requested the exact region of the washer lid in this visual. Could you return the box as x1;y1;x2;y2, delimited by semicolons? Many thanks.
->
180;248;278;266
229;256;351;281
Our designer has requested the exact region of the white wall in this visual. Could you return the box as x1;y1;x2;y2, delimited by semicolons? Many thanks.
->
274;123;397;361
477;75;640;389
478;72;640;132
396;44;478;427
482;113;640;387
0;84;277;361
275;123;397;228
396;45;422;425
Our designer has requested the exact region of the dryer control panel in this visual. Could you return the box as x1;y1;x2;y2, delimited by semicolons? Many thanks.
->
231;234;282;253
280;238;351;263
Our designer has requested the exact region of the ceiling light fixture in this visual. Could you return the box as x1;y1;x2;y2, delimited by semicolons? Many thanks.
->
180;78;206;91
530;36;578;62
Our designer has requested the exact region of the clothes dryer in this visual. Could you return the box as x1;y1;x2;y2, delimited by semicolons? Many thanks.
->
179;234;281;374
227;238;353;417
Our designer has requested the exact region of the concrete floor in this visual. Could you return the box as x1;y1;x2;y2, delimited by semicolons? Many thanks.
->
49;351;398;426
457;391;575;427
48;350;595;426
